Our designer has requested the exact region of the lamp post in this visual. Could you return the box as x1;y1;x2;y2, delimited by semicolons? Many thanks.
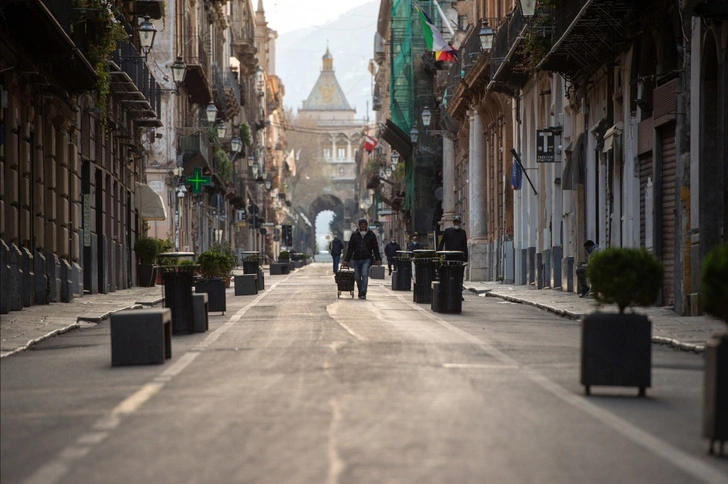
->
138;15;157;57
175;184;187;251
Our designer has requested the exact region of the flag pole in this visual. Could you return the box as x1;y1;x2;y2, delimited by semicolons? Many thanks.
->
510;149;538;196
432;0;455;36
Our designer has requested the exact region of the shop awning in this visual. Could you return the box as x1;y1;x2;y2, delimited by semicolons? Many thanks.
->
135;183;167;221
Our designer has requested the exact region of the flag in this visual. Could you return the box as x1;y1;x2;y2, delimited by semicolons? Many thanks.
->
364;135;378;153
285;150;296;177
511;158;522;190
418;7;458;62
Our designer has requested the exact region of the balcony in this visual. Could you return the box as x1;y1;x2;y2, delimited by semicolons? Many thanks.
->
487;5;529;95
132;0;163;19
538;0;635;82
178;133;212;177
1;0;97;94
110;42;162;127
184;36;212;106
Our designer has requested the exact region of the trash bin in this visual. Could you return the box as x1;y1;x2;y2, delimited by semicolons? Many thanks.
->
413;250;438;303
434;251;466;314
160;264;198;334
393;251;412;291
241;251;260;275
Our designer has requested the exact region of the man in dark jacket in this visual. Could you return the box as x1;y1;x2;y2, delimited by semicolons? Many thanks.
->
329;235;344;273
383;238;401;275
343;218;382;299
437;215;468;261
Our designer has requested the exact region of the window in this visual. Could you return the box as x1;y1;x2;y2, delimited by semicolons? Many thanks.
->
323;148;331;159
338;148;346;159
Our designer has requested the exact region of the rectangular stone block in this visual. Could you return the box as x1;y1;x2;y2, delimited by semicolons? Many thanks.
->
370;266;385;279
110;308;172;366
192;293;209;333
234;274;258;295
5;205;18;241
561;257;574;293
551;246;563;289
57;165;69;195
19;178;29;208
45;191;56;221
58;226;69;259
5;168;18;200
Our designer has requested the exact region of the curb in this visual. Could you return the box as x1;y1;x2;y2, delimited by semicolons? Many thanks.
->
470;287;706;354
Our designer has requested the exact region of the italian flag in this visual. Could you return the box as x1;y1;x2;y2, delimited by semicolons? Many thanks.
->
418;7;457;62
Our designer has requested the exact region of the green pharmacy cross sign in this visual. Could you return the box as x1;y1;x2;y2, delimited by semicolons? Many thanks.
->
187;167;212;194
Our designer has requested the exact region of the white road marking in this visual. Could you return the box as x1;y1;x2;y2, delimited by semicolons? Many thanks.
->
388;286;727;484
443;363;519;370
111;382;164;416
327;398;346;484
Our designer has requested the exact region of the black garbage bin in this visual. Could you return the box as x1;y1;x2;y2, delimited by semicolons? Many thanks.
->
434;251;466;314
160;265;198;334
393;251;412;291
242;252;260;275
413;250;438;303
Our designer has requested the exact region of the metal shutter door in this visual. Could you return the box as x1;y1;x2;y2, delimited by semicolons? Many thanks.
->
639;153;653;249
660;127;676;306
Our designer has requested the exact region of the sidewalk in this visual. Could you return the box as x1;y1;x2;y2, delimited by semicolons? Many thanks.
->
463;281;726;353
0;286;164;358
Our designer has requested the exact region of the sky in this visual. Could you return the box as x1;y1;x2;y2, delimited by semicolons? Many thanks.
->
263;0;376;35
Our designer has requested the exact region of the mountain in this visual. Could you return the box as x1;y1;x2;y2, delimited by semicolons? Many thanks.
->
274;1;379;122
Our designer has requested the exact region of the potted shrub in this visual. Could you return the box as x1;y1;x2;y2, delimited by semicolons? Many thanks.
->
581;248;664;397
195;250;230;314
271;250;291;275
134;236;160;287
700;243;728;455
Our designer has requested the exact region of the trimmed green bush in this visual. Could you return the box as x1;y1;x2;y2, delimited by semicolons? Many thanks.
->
197;251;231;279
700;243;728;325
134;236;160;265
587;248;664;314
279;250;290;260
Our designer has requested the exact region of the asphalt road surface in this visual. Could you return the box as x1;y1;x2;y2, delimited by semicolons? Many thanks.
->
2;263;727;484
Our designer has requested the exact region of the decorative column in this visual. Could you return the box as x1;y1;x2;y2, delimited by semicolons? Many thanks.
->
440;136;456;229
468;108;488;280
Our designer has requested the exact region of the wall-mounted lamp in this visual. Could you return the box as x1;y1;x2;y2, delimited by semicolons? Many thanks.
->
410;127;419;143
247;154;255;167
205;102;218;123
231;137;243;153
138;16;157;57
171;56;187;87
252;163;260;177
264;179;272;191
217;121;227;139
478;20;495;53
391;151;399;166
421;106;432;127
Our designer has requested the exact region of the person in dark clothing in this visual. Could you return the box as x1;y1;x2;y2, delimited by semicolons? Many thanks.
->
343;218;382;299
383;238;401;275
437;215;468;261
408;235;421;252
576;240;600;297
329;235;344;273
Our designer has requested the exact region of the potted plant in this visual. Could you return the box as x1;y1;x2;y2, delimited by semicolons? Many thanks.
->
581;248;664;397
195;250;230;314
134;236;160;287
272;250;291;275
700;243;728;455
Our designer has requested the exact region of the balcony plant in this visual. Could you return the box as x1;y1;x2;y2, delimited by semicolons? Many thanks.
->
134;235;160;287
700;243;728;455
580;248;664;397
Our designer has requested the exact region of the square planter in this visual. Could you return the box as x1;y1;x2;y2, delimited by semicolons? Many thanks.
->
137;264;157;287
195;278;227;314
703;331;728;455
580;312;652;397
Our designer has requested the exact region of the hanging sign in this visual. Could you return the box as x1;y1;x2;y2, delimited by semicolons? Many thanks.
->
186;167;212;194
537;129;556;163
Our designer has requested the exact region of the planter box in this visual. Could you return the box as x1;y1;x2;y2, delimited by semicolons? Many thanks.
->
137;264;157;287
703;331;728;455
580;313;652;396
195;278;227;314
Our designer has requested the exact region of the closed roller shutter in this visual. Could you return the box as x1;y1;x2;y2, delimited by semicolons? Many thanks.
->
660;127;676;306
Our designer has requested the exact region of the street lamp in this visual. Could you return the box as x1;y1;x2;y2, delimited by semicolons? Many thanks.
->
391;150;399;166
252;163;260;177
410;127;419;144
217;121;227;139
138;16;157;57
171;56;187;87
264;179;272;191
478;20;495;53
205;102;218;123
421;106;432;128
385;166;392;177
231;136;243;153
247;154;255;167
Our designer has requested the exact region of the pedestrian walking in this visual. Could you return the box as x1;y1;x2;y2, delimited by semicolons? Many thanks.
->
384;238;401;275
343;218;382;299
329;235;344;273
437;215;468;261
576;240;600;297
408;235;421;251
